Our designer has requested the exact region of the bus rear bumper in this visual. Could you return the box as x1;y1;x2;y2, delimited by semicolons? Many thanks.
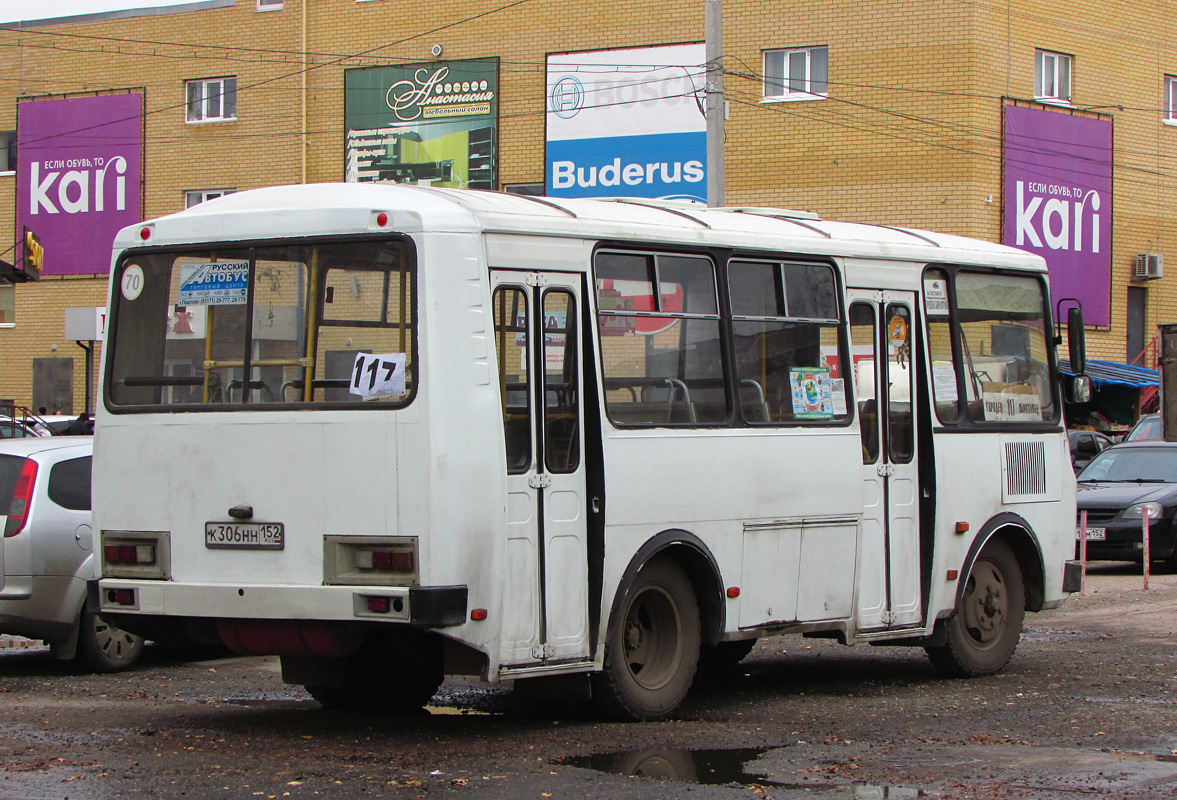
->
96;580;468;629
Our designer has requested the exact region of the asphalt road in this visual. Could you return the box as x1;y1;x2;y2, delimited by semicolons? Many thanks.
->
1;562;1175;799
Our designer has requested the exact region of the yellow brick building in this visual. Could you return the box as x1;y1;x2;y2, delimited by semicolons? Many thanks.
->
0;0;1172;413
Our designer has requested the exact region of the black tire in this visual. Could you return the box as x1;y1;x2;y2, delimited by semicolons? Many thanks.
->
78;605;145;673
926;539;1025;678
699;638;756;671
592;560;700;721
308;629;443;713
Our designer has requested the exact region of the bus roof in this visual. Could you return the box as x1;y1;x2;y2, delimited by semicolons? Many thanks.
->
114;183;1046;273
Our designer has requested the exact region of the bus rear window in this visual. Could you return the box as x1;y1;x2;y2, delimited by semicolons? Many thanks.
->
106;239;415;409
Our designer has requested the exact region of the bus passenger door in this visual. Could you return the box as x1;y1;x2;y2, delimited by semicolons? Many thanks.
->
849;291;922;631
491;271;590;666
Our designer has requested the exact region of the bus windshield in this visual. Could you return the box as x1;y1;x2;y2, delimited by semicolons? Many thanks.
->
106;238;415;409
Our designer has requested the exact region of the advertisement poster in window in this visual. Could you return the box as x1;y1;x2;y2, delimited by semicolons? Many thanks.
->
344;59;498;189
15;92;143;276
546;44;707;201
1002;104;1112;326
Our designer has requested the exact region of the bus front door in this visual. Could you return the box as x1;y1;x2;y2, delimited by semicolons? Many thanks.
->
491;271;591;667
849;291;923;631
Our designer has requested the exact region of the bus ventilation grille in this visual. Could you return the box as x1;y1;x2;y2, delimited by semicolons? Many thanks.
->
1004;440;1047;497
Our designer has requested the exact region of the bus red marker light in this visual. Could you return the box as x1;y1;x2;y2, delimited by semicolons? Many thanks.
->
726;587;740;598
367;597;391;614
471;608;488;621
947;569;959;580
109;589;135;606
954;522;969;534
376;212;388;227
139;226;151;241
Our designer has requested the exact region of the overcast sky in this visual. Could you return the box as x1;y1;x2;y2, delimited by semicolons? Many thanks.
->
0;0;202;25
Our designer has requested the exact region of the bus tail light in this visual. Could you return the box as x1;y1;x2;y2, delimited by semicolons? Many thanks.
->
324;535;418;587
104;543;156;565
107;588;136;606
3;459;37;538
355;549;413;573
101;531;171;580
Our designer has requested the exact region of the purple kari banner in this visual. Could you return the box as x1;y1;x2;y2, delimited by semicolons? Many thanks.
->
17;94;143;276
1003;105;1112;326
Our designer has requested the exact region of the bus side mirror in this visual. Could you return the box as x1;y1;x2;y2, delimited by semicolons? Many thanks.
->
1068;375;1092;404
1067;306;1086;375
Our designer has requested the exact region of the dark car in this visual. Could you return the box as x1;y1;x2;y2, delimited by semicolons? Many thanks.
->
1068;429;1115;473
1125;413;1161;442
1076;441;1177;569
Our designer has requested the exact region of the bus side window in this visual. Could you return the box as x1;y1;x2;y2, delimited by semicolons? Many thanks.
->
849;302;878;463
924;268;961;424
493;287;531;474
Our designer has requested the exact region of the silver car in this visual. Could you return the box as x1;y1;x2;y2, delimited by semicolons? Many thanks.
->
0;437;144;671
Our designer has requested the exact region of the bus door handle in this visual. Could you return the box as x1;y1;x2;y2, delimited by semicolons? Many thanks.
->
529;474;552;489
877;464;894;477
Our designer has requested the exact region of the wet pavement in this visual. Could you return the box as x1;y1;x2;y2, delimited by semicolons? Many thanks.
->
0;563;1175;799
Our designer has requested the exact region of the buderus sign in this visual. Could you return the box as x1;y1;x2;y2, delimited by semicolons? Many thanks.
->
546;44;707;202
1002;105;1112;325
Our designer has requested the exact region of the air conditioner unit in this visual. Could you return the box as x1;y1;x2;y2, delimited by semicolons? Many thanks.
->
1135;253;1164;281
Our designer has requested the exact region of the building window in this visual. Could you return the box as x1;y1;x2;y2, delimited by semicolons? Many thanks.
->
1166;76;1177;124
0;131;14;173
0;281;13;326
185;188;236;208
764;46;828;100
186;77;237;123
256;0;281;9
1035;49;1071;103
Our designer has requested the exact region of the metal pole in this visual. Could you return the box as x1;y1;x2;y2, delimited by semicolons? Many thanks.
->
1142;507;1151;590
705;0;724;207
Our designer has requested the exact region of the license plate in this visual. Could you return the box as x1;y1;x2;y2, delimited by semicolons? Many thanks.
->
205;522;284;550
1078;526;1106;541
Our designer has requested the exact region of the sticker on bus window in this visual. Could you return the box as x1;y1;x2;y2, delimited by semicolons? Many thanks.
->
924;278;950;316
350;353;407;398
980;386;1041;422
178;261;250;306
790;367;834;419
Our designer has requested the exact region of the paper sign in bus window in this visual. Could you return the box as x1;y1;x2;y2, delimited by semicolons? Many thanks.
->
350;353;407;398
790;367;834;419
178;261;250;306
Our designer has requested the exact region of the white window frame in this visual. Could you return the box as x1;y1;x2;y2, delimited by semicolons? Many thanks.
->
1165;76;1177;126
763;46;829;102
185;77;238;123
256;0;281;10
185;189;237;208
1035;49;1072;104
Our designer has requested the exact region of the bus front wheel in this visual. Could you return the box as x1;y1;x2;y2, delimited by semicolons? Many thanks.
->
592;560;700;721
926;539;1025;678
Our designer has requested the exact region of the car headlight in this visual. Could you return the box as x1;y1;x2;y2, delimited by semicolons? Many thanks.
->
1124;502;1165;520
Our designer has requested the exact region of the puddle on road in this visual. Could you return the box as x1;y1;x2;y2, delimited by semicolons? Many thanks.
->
562;747;926;797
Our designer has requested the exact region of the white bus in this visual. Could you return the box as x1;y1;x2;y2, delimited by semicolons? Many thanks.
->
94;184;1086;720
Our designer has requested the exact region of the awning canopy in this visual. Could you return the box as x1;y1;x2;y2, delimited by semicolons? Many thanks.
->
1058;358;1159;388
0;259;35;283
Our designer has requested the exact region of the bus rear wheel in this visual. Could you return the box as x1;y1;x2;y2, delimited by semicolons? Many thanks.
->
592;560;700;721
307;630;443;712
926;539;1025;678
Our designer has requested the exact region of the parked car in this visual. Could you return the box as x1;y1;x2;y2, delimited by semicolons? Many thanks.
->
0;419;46;439
1125;413;1161;442
1069;429;1115;473
1076;441;1177;569
0;437;144;671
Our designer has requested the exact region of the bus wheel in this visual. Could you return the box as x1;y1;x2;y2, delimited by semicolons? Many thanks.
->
592;560;700;721
308;630;443;712
926;539;1025;678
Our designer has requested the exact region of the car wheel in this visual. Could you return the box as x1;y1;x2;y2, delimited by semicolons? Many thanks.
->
926;539;1025;678
78;604;145;672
